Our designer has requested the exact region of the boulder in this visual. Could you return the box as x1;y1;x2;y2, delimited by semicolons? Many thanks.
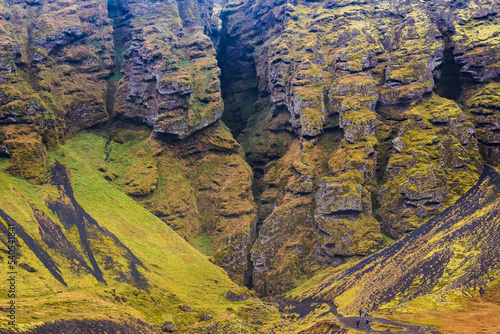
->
161;321;176;333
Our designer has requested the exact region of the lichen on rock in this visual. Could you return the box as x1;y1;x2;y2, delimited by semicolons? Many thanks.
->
378;95;482;238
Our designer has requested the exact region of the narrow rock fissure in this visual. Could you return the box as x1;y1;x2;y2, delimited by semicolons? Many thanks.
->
106;0;130;119
242;161;269;289
434;38;462;101
217;18;264;289
217;25;259;139
104;0;131;160
20;2;45;92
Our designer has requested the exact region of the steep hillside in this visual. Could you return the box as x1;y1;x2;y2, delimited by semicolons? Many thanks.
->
279;165;500;333
218;0;500;295
0;132;279;333
2;1;500;332
0;0;257;287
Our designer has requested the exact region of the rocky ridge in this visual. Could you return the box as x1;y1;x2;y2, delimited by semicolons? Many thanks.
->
219;0;499;295
1;0;500;303
0;0;113;182
112;0;225;140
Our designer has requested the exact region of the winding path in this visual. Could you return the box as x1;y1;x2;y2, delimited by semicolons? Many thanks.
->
279;298;438;333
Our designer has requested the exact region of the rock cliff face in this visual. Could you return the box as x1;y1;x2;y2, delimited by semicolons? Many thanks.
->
112;0;224;140
0;0;113;182
219;0;498;295
300;165;500;314
1;0;500;302
0;0;255;285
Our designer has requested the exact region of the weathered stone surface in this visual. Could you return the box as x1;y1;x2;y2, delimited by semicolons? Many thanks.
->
113;0;223;139
465;82;500;165
161;321;176;333
0;0;113;180
219;0;497;295
315;180;363;216
378;95;482;238
1;0;499;302
113;122;256;285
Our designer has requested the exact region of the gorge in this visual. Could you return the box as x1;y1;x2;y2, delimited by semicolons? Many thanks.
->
1;0;500;332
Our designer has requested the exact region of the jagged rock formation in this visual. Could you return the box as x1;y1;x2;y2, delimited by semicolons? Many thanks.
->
465;82;500;165
219;0;500;295
105;0;255;284
0;0;113;182
297;165;500;316
113;0;224;140
2;0;500;305
109;122;256;284
378;95;482;237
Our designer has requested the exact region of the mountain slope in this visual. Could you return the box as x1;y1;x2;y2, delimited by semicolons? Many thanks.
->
282;165;500;332
0;132;276;333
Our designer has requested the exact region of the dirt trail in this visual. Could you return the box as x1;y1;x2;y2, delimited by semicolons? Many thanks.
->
280;297;439;333
339;315;438;333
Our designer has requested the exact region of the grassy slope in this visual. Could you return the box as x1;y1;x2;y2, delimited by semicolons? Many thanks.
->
0;132;276;332
378;278;500;334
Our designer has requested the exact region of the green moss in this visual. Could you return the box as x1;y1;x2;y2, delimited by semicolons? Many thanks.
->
0;132;277;331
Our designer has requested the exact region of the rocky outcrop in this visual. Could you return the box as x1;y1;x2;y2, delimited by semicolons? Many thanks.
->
0;0;225;181
226;290;250;301
161;321;176;333
304;165;500;315
2;0;500;302
219;0;500;295
378;95;482;237
0;0;113;182
113;0;224;139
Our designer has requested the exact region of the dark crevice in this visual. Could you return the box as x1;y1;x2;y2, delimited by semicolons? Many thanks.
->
434;38;462;101
104;0;131;161
218;13;263;290
16;1;45;92
106;0;130;117
217;25;259;139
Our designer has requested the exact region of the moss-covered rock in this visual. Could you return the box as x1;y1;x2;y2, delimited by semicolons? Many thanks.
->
113;0;223;139
218;0;500;294
0;0;113;179
465;82;500;165
106;122;257;285
378;95;482;238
